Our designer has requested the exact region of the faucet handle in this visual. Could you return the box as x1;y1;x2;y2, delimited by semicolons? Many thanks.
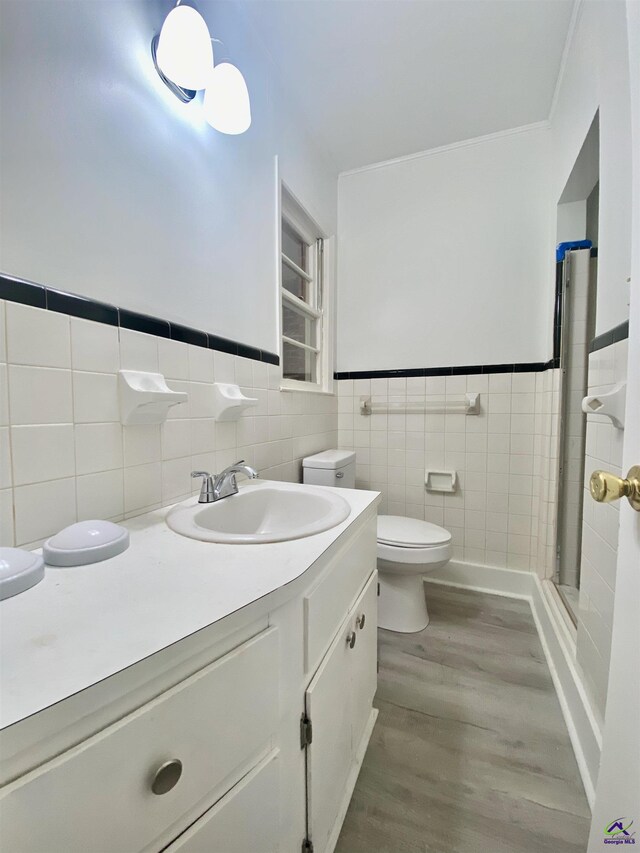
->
191;471;215;503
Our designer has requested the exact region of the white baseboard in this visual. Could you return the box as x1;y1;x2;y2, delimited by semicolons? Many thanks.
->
529;576;602;808
423;559;601;809
424;558;535;598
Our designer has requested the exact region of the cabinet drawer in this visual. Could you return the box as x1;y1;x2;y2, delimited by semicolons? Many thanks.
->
304;514;377;672
0;627;279;853
165;750;279;852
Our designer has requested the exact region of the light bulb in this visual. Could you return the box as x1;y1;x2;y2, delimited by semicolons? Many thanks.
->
156;5;213;90
203;63;251;135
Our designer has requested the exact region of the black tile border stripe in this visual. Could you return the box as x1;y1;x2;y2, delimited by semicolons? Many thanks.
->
46;288;119;326
0;273;280;366
589;321;629;353
0;275;46;309
2;271;625;375
334;358;559;380
119;308;171;339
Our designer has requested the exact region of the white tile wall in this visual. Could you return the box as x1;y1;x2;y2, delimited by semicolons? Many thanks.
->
532;368;561;578
338;369;560;573
576;338;627;717
0;301;338;549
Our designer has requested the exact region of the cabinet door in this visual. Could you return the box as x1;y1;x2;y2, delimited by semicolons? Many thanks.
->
350;571;378;754
164;751;279;853
305;614;353;853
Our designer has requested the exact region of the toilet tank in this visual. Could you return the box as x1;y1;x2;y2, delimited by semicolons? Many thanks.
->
302;449;356;489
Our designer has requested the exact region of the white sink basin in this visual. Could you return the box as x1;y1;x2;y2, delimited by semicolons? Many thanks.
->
166;481;351;544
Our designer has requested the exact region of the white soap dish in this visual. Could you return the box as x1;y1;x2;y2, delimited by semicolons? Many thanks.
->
213;382;258;421
43;520;130;567
0;548;45;600
581;382;626;430
119;370;188;425
425;469;457;493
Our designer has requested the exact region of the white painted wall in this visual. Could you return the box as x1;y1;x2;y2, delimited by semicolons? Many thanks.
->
550;0;632;334
337;126;553;372
0;0;337;354
556;201;587;243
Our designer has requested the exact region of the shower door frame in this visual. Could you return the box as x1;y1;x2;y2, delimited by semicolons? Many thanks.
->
554;247;593;624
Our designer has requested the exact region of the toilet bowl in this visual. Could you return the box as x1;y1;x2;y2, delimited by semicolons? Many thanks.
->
376;515;451;632
302;450;452;634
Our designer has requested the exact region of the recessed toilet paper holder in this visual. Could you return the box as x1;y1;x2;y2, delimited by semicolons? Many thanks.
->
425;470;457;493
581;382;626;430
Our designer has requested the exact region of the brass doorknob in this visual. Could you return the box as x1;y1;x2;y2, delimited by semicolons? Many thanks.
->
590;466;640;511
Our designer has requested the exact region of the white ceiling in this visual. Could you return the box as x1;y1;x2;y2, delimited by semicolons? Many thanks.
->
237;0;575;172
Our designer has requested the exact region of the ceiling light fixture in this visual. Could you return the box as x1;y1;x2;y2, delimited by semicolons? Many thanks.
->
151;3;251;134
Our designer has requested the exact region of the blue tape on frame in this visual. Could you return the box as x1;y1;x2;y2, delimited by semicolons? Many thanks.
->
556;240;592;262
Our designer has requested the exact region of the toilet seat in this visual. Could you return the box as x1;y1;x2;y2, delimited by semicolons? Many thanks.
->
377;515;451;549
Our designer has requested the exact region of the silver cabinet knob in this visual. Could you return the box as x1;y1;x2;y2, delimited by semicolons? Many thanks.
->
356;613;366;630
335;471;344;479
346;631;356;649
151;759;183;795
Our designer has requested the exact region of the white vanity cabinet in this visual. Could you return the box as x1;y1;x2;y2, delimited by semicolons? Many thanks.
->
0;628;280;853
0;504;379;853
304;571;378;853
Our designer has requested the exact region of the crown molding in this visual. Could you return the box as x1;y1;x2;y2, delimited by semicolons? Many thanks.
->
548;0;585;123
339;120;551;178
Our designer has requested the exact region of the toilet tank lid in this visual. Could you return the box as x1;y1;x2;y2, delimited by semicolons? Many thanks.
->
302;449;356;470
377;515;451;547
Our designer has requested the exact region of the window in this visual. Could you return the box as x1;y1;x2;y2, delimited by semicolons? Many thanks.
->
280;189;328;390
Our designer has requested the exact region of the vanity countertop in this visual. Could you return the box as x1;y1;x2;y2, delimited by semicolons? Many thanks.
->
0;482;380;730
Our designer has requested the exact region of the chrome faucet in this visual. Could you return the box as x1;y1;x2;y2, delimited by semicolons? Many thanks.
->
191;460;259;504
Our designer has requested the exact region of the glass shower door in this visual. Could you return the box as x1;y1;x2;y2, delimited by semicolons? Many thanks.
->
554;247;597;621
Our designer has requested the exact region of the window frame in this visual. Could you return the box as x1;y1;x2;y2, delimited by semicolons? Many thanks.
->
279;184;334;394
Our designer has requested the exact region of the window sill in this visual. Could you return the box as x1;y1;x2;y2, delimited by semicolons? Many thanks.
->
279;381;335;396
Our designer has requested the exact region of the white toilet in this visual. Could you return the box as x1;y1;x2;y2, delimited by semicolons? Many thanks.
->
302;449;452;633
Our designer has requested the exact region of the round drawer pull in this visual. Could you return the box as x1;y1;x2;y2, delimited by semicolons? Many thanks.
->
335;471;344;479
346;631;357;649
151;759;183;795
356;613;366;630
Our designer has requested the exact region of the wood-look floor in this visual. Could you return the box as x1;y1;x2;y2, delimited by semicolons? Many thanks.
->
336;584;590;853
